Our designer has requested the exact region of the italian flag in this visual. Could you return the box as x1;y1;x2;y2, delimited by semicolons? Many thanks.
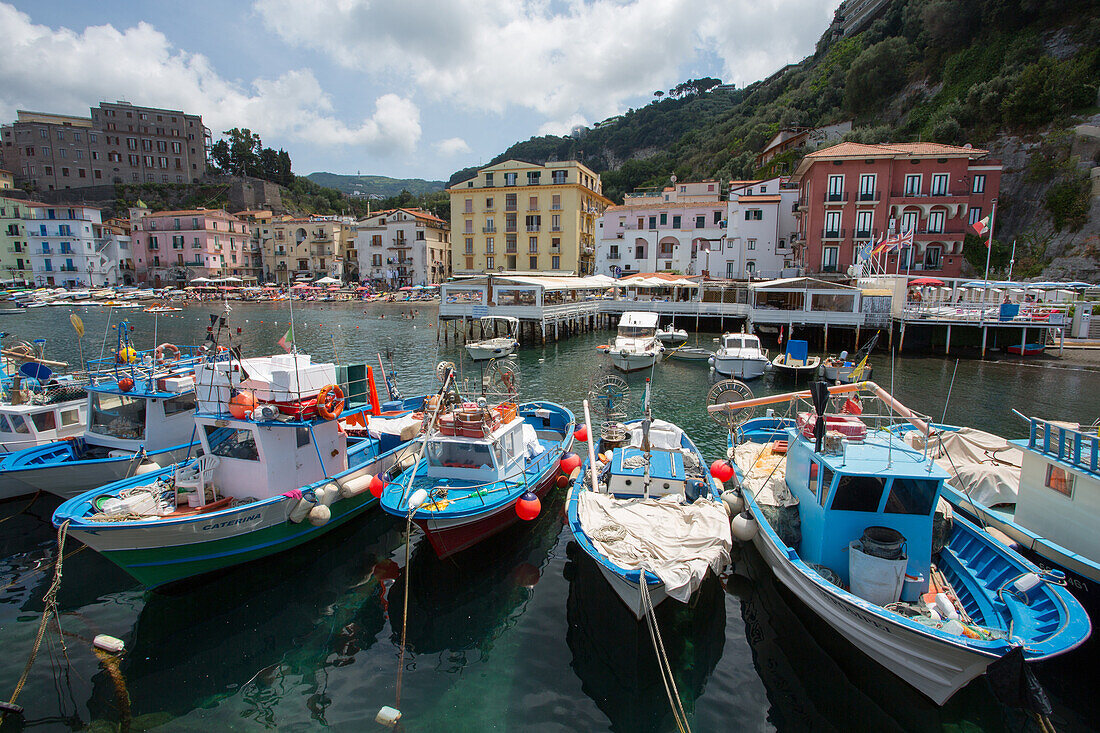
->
278;325;294;353
971;213;991;241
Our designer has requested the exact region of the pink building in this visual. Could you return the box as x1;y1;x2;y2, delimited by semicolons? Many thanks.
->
791;142;1002;278
131;208;250;286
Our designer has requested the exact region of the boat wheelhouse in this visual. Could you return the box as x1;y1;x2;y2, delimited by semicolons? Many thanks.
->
710;332;770;379
605;311;661;373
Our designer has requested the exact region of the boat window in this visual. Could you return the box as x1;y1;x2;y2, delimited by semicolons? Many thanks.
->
809;461;834;505
297;427;310;447
830;474;886;512
60;409;80;426
426;439;494;470
204;424;259;461
725;337;743;348
31;411;56;432
1044;465;1074;497
163;392;197;417
89;393;146;439
618;325;656;338
0;415;11;432
884;477;939;515
10;414;30;434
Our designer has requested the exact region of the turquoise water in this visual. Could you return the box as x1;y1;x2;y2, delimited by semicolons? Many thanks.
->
0;301;1098;732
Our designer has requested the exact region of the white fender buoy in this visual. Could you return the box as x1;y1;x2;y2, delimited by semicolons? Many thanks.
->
376;706;402;728
731;511;758;541
721;489;744;516
319;482;340;506
408;488;429;510
289;496;316;523
135;461;161;475
339;473;373;498
309;504;332;526
568;466;581;482
93;634;125;654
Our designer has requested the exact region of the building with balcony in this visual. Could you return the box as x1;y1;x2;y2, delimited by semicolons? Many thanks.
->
791;142;1002;278
595;179;726;277
449;159;611;276
355;208;450;287
130;208;250;286
0;101;209;193
0;195;33;283
719;177;801;279
263;216;355;284
25;204;130;287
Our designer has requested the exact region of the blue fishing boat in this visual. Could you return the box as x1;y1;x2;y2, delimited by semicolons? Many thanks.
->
54;352;427;587
567;381;731;619
713;381;1090;704
379;366;574;559
0;325;211;501
897;417;1100;617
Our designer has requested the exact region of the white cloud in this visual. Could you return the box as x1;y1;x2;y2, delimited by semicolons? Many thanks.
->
435;137;471;156
0;3;421;154
254;0;841;131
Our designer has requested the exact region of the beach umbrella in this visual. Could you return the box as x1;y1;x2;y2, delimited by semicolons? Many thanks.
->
190;276;210;283
908;277;944;287
399;286;413;291
290;283;310;289
315;276;341;285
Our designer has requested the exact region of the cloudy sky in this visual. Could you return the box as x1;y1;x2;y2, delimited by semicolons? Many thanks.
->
0;0;840;181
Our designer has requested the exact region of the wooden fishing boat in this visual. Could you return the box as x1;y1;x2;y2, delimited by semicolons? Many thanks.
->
1006;343;1045;356
379;368;574;559
54;352;427;587
821;354;872;383
770;340;820;380
714;382;1091;704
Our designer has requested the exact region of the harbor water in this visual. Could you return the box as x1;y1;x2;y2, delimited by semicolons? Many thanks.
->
1;301;1098;732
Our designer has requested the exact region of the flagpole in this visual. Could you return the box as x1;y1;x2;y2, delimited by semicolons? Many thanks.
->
982;199;997;303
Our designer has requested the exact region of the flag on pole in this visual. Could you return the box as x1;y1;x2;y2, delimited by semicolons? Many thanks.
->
278;324;294;353
778;325;784;346
970;213;991;241
896;229;914;249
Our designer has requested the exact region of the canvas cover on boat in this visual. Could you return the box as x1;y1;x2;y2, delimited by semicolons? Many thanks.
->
904;428;1021;507
732;441;797;508
578;492;732;602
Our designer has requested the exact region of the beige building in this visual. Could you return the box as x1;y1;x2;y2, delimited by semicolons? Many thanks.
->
448;160;610;276
355;208;451;286
0;196;33;283
0;101;209;192
0;169;13;190
263;216;356;284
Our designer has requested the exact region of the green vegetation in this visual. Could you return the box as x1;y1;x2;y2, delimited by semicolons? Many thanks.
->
305;172;445;197
111;183;231;217
210;128;293;185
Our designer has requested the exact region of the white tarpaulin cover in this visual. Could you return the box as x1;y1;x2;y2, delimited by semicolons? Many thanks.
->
903;428;1021;507
578;492;732;602
732;441;797;508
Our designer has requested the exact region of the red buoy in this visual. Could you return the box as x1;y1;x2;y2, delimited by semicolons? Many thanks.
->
229;391;256;419
118;377;134;392
516;490;541;521
556;474;570;488
573;425;588;443
710;460;734;483
369;475;385;498
560;452;582;475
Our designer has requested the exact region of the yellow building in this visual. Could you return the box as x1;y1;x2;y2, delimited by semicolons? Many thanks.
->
263;216;356;283
0;195;33;283
0;169;13;190
448;160;610;276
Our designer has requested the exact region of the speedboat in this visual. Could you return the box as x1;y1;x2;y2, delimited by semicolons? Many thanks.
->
54;352;427;587
771;339;820;380
709;332;769;379
567;384;731;618
465;316;519;361
604;311;662;372
380;367;574;559
822;350;872;383
898;417;1100;616
714;381;1090;704
655;324;688;345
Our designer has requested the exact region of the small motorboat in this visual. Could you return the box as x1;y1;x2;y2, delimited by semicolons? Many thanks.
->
55;352;428;587
715;381;1090;705
655;324;688;344
667;346;714;362
465;316;519;361
771;339;820;380
380;365;574;558
1006;343;1045;356
821;351;872;383
710;332;770;379
143;305;182;313
605;312;662;372
568;383;731;618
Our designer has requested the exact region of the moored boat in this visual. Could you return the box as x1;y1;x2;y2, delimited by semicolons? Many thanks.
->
465;316;519;361
821;351;873;383
1006;343;1045;356
712;382;1091;704
655;324;688;344
667;346;714;362
770;339;820;380
709;332;769;379
604;311;662;372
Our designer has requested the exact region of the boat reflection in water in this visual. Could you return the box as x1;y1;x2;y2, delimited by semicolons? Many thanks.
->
734;541;1016;733
84;511;406;729
564;542;725;732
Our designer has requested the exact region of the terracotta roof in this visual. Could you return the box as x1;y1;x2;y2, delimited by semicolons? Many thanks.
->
802;141;988;160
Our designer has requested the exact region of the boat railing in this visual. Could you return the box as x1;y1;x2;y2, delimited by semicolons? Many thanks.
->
85;345;209;385
1028;417;1100;476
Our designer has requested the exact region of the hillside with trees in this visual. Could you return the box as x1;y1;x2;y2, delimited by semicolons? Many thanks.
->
305;172;445;197
452;0;1099;278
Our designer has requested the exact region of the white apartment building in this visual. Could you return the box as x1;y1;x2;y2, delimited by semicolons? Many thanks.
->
595;180;727;277
25;204;131;287
355;208;450;287
714;177;800;280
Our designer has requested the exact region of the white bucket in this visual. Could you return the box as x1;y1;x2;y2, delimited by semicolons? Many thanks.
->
848;540;906;605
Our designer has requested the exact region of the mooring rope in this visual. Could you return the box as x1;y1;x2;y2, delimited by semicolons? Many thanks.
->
0;490;41;526
395;507;414;707
640;577;690;733
4;519;70;714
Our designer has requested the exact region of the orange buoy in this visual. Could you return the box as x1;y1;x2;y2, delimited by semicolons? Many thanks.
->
229;392;257;419
316;384;345;420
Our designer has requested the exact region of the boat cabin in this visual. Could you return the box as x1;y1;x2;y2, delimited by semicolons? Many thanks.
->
1013;418;1100;565
719;333;764;353
783;424;950;587
604;420;706;500
426;403;532;483
616;311;658;340
0;401;85;448
82;371;198;452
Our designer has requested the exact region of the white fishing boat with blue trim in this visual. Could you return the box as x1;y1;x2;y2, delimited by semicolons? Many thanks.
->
713;381;1091;704
54;352;427;587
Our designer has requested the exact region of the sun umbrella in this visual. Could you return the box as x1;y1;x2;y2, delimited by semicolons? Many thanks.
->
908;277;945;286
290;283;310;289
190;276;210;283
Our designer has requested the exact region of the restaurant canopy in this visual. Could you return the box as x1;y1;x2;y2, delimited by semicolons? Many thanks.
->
315;276;341;285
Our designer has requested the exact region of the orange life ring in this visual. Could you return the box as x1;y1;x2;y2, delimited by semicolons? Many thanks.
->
316;384;345;421
155;342;181;362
